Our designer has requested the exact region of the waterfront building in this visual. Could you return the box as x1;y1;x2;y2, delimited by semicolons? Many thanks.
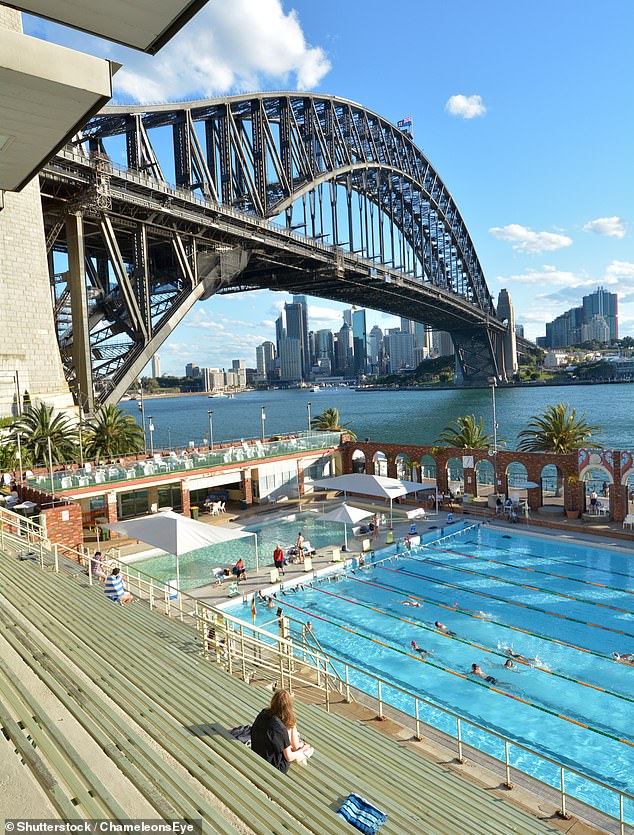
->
540;287;618;347
231;359;247;388
285;298;310;379
151;354;161;378
256;341;276;383
384;328;415;372
352;308;367;375
335;322;354;376
278;337;302;382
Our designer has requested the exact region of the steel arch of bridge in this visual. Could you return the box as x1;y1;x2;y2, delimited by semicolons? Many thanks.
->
42;93;521;410
85;93;494;315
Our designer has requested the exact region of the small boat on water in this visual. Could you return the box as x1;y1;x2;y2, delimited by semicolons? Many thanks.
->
310;386;320;392
208;392;228;398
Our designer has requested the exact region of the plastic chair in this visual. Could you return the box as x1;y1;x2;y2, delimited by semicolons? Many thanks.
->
227;582;240;598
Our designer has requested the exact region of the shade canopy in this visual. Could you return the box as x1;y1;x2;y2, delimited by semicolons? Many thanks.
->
322;503;373;525
511;481;540;490
8;0;211;54
0;28;117;192
313;474;425;500
105;510;252;556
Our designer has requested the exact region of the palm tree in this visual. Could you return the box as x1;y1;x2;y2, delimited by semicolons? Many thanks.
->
517;403;601;453
82;404;145;459
310;407;357;440
438;415;495;449
13;403;78;465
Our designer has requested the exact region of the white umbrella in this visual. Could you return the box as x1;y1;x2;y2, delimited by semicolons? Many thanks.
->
322;502;372;550
313;473;423;527
105;510;256;589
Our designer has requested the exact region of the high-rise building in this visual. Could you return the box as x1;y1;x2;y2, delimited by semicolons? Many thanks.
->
540;287;618;347
231;359;247;387
432;331;454;358
256;341;276;382
384;329;415;372
351;308;367;375
314;329;335;365
284;299;309;379
580;315;610;344
292;295;311;378
185;363;200;378
335;323;354;375
367;325;383;374
515;324;525;339
151;354;161;378
278;337;302;382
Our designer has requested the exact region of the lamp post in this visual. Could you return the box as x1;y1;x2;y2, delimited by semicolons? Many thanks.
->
15;431;24;484
488;377;498;496
167;425;172;451
307;400;311;435
207;411;214;451
37;437;56;506
261;406;266;442
148;416;155;457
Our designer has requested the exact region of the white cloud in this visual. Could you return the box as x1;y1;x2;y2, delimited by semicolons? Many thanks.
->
603;260;634;286
495;265;590;288
445;94;486;119
489;224;573;254
583;216;627;239
115;0;331;103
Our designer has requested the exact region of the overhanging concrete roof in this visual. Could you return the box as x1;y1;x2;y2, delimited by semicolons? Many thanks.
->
6;0;210;53
0;28;117;192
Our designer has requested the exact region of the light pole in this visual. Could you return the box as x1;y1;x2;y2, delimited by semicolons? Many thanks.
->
15;431;24;484
307;400;311;435
207;411;214;451
261;405;266;442
167;425;172;451
37;437;56;506
148;416;155;457
488;377;498;496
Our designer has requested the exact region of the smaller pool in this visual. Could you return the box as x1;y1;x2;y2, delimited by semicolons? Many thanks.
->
126;510;349;590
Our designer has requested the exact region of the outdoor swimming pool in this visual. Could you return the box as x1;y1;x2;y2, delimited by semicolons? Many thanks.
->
227;522;634;823
128;510;347;590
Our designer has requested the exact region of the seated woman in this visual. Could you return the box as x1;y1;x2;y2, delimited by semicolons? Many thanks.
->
251;689;313;774
232;558;247;582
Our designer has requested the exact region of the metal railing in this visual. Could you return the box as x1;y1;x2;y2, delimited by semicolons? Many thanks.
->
27;430;341;494
0;504;631;833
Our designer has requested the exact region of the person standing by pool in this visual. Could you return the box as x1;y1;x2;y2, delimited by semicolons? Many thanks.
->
273;544;285;575
296;531;305;562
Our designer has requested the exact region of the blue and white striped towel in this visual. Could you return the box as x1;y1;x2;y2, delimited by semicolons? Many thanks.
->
337;793;387;834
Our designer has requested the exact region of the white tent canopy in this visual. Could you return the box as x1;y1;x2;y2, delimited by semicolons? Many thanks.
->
313;474;428;525
313;473;425;500
321;502;372;550
106;510;257;587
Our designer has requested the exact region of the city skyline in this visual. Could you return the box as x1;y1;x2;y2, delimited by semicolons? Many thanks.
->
28;0;633;377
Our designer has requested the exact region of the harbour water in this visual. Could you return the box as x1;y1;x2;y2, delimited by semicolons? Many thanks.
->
122;383;633;450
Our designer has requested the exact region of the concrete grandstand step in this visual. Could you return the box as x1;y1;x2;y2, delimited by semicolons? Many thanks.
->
0;547;558;835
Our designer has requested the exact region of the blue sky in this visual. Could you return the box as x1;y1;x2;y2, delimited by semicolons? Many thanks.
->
25;0;634;373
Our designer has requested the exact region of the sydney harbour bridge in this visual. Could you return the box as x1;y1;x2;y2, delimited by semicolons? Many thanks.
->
40;92;529;411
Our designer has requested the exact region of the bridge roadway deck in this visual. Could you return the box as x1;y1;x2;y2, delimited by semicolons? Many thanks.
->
42;149;508;336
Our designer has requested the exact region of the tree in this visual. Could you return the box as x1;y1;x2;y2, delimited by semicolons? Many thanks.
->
13;403;78;465
517;403;602;453
82;404;145;459
438;415;495;449
310;407;357;440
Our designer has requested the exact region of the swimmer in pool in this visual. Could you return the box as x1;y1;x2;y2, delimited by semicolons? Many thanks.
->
401;599;422;607
434;621;456;636
503;659;515;670
470;663;497;685
504;648;537;664
613;652;634;663
410;640;433;657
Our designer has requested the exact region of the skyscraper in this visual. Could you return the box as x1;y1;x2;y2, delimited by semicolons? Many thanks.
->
278;337;302;382
367;325;384;374
284;299;309;379
335;323;354;375
582;287;618;342
384;329;415;372
256;341;276;382
293;295;311;377
540;287;618;347
151;354;161;378
351;308;367;375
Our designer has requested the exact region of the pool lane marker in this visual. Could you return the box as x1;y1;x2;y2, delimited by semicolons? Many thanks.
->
341;573;634;706
419;551;634;614
470;534;634;583
275;586;634;748
429;542;634;598
381;561;634;641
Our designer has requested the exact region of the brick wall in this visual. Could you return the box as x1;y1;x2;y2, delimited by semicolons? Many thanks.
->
16;484;83;549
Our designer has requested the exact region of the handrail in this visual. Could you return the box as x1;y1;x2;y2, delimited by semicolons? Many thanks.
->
0;505;631;832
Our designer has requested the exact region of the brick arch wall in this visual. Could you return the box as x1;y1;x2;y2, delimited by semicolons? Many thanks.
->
340;442;578;513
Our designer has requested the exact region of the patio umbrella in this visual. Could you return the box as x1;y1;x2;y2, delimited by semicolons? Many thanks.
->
313;473;422;527
105;510;257;590
322;502;372;550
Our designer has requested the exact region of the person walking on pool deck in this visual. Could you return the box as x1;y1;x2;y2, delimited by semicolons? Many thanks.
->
273;544;285;575
104;567;133;604
251;689;313;774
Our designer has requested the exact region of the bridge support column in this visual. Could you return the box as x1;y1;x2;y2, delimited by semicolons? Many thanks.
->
66;213;94;413
452;327;500;385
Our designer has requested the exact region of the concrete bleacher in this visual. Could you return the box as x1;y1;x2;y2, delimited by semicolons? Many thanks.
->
0;539;558;834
